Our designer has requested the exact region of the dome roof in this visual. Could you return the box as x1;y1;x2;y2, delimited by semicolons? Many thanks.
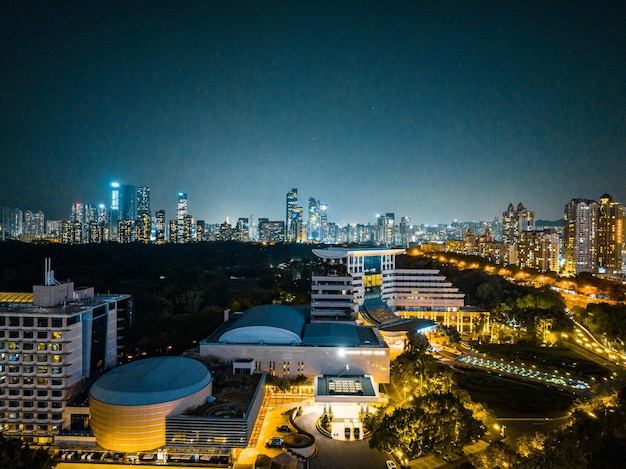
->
218;304;308;344
89;356;212;406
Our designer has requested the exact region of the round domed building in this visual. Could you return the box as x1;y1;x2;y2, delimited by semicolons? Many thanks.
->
89;356;212;451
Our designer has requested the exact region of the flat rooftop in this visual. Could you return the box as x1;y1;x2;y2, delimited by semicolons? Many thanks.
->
314;375;380;402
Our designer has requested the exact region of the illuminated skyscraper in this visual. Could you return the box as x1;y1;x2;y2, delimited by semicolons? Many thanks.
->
176;192;187;243
110;182;120;241
377;213;395;246
285;188;301;243
563;198;597;275
2;207;23;239
136;186;151;217
597;193;624;276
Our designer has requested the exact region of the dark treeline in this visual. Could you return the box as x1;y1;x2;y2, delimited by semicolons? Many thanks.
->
0;241;315;356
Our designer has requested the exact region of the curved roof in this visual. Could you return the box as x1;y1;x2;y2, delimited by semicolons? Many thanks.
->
378;318;438;333
89;357;212;406
312;247;405;259
218;304;308;344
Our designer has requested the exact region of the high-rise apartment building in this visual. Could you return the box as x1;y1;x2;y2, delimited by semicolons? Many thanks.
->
597;193;624;276
168;220;178;244
23;211;45;240
502;202;535;245
235;218;250;242
0;260;131;443
259;220;285;243
517;229;560;273
155;210;166;244
563;198;598;275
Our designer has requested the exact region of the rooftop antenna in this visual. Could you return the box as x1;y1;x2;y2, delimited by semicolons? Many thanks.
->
44;258;61;286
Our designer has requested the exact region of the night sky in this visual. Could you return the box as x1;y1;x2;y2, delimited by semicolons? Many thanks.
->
1;1;625;226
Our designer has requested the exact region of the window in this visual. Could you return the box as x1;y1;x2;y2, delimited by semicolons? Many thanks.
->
23;331;33;339
23;354;33;362
37;332;47;339
37;401;48;408
23;389;33;396
8;365;19;373
51;343;61;351
9;317;19;327
8;390;19;396
8;342;19;350
9;377;19;385
23;318;34;327
51;367;61;375
37;318;48;328
24;378;33;385
52;355;62;363
9;401;19;408
9;354;19;361
51;379;62;386
23;343;33;350
37;354;48;363
23;401;34;408
37;366;48;374
37;343;46;351
9;331;19;339
51;390;62;398
37;378;48;385
51;402;62;409
51;332;62;340
51;318;63;328
24;413;33;420
37;390;48;397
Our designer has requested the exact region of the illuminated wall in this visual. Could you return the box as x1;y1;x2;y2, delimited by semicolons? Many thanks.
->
89;381;212;452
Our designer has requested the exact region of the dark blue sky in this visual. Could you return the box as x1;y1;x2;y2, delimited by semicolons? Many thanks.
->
2;1;625;225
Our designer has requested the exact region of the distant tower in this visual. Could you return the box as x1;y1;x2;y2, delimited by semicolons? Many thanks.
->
120;184;137;221
136;186;151;217
286;188;299;242
110;182;120;241
377;213;395;246
597;194;624;276
563;198;597;275
176;192;188;243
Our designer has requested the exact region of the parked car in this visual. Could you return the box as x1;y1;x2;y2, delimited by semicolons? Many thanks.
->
276;425;290;432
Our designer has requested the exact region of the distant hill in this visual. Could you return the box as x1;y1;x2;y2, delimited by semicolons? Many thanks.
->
536;219;564;227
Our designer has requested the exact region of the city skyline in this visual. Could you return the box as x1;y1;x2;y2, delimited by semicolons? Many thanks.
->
1;1;625;225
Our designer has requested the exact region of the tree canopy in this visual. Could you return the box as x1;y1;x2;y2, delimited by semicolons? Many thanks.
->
0;435;56;469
